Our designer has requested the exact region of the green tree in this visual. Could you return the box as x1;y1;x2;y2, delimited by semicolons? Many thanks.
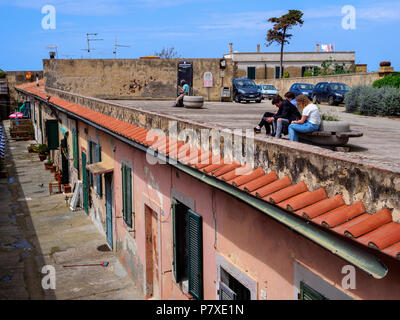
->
265;10;304;78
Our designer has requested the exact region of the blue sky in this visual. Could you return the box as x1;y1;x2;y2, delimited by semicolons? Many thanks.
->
0;0;399;71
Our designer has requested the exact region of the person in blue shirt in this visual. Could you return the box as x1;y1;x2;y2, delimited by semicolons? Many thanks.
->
174;80;190;107
285;92;297;107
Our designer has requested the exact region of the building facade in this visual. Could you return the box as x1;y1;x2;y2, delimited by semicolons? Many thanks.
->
16;81;400;300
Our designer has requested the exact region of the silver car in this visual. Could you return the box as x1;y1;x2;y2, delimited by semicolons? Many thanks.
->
258;84;278;100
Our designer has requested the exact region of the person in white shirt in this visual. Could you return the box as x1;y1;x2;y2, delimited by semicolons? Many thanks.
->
288;95;321;142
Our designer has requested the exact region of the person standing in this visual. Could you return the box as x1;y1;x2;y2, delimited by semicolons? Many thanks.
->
288;95;321;142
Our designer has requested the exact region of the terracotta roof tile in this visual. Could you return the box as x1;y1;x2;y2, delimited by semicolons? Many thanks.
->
357;222;400;250
312;201;365;228
241;171;278;192
255;176;292;198
278;188;327;212
18;80;400;262
267;182;308;204
344;209;393;238
382;242;400;260
299;195;346;221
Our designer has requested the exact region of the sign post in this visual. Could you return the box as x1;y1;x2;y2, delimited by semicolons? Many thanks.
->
203;71;213;101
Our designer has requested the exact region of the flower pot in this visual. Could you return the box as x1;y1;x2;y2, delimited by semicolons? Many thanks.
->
39;154;47;161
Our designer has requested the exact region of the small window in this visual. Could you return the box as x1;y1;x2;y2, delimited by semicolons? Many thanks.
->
299;281;328;300
121;163;133;228
220;268;250;300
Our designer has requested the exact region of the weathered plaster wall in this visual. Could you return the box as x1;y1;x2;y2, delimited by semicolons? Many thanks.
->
45;87;400;222
43;59;234;101
255;72;382;95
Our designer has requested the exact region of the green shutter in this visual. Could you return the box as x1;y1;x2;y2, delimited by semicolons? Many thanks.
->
72;129;78;169
299;281;327;300
95;145;102;196
88;141;93;186
219;282;237;300
172;200;184;283
126;167;132;228
46;120;59;150
187;209;203;300
121;163;126;222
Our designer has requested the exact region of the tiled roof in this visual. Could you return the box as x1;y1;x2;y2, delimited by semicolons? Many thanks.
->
17;81;400;262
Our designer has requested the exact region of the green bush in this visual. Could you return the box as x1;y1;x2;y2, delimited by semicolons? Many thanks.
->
0;69;6;79
344;85;400;116
373;74;400;89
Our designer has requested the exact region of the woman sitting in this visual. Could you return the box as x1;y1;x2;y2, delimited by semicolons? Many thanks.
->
288;95;321;142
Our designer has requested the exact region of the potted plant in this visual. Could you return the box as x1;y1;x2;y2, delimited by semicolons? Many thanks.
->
380;61;391;67
37;144;49;161
44;157;54;170
27;144;38;153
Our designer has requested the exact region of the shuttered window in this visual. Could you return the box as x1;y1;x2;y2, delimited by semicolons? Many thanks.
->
187;209;203;300
95;144;102;196
46;120;59;150
121;163;133;228
172;200;186;283
72;129;78;169
88;141;94;186
299;281;327;300
219;282;237;300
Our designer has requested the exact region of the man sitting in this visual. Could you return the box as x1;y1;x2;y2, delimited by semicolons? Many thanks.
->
254;95;301;138
174;80;190;107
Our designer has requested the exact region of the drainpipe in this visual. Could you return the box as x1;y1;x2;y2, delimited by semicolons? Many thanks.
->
17;88;389;280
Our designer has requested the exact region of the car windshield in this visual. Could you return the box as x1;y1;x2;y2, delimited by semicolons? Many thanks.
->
262;85;276;90
297;84;314;90
236;80;257;88
330;83;351;91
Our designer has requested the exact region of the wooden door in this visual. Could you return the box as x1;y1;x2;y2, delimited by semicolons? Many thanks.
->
145;205;159;299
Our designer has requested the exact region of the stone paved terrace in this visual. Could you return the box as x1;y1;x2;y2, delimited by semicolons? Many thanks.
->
109;99;400;170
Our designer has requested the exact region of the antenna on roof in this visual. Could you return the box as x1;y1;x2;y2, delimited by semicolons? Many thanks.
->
113;37;130;59
85;33;103;59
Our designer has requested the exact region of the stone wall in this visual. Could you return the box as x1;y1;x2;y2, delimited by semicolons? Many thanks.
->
44;86;400;222
255;72;382;95
6;70;44;105
43;59;234;101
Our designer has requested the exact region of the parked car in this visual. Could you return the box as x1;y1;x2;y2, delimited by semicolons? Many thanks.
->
289;83;315;99
311;82;351;106
232;79;262;103
258;84;279;100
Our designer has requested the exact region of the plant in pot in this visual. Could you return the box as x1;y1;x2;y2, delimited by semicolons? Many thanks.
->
27;144;38;153
37;144;49;161
44;157;54;170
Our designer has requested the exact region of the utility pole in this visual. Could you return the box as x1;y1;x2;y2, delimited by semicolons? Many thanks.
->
85;33;103;59
113;37;130;59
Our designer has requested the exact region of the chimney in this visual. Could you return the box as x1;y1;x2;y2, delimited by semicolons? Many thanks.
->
257;44;260;53
316;43;320;53
229;43;233;53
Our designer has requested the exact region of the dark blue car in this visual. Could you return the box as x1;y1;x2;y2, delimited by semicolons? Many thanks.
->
312;82;351;106
289;83;314;99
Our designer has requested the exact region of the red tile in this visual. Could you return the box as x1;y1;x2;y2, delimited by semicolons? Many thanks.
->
312;201;366;228
254;176;292;198
344;209;392;238
382;242;400;260
240;171;278;192
231;167;265;187
220;164;252;182
332;213;371;235
212;162;241;177
357;222;400;250
201;157;224;172
278;188;327;212
298;195;346;221
266;182;308;204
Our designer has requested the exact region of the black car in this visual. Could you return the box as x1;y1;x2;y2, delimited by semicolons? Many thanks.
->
289;83;315;98
311;82;351;106
232;79;262;103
